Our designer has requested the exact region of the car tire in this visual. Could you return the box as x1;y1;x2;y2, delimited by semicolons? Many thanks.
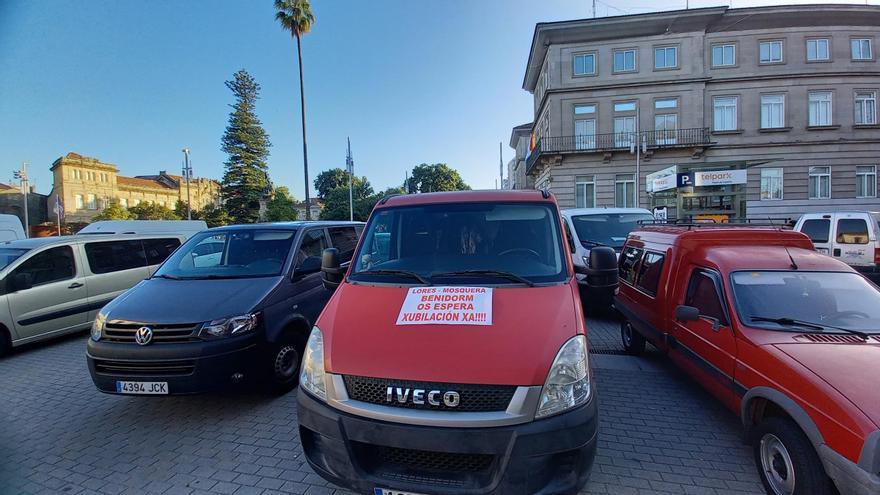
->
266;333;306;395
752;417;834;495
620;320;646;356
0;327;9;357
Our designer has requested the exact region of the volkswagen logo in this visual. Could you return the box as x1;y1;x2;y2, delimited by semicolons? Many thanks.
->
134;326;153;346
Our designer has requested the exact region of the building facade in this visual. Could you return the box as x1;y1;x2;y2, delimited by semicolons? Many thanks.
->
48;152;221;222
521;5;880;221
294;198;324;220
508;123;533;190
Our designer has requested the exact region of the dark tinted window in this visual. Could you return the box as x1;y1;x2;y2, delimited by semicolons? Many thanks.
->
685;270;728;325
328;227;360;263
619;246;644;285
143;238;181;265
13;246;75;286
800;219;830;243
85;241;146;274
296;229;328;268
836;219;869;244
635;252;664;296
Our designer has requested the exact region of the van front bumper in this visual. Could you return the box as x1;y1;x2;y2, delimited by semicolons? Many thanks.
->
296;388;598;495
86;333;263;395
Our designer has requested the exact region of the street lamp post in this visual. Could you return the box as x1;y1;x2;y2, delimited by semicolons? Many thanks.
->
13;162;28;238
346;138;354;222
182;148;192;220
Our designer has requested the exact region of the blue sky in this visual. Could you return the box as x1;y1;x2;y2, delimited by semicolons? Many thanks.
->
0;0;873;198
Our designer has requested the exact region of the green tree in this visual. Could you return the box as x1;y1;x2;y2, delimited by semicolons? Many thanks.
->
221;69;272;224
313;168;349;199
275;0;315;218
406;163;470;194
266;186;299;222
128;202;181;220
92;199;135;221
319;176;375;221
201;204;232;228
174;200;192;220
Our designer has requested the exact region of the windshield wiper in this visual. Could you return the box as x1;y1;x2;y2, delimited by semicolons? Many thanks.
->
358;269;432;285
430;269;535;287
750;316;870;340
153;274;181;280
580;239;607;248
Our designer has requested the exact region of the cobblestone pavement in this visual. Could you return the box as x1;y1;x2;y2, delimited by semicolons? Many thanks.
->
0;318;763;495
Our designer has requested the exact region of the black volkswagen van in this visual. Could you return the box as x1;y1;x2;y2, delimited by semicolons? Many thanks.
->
86;221;362;395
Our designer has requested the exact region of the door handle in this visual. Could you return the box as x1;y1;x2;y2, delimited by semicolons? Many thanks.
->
68;282;84;289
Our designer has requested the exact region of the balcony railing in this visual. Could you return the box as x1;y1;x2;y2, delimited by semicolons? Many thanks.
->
526;127;711;173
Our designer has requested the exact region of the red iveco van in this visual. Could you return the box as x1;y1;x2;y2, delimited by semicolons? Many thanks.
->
296;190;615;495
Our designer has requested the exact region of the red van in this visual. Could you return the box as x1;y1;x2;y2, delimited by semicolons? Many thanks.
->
296;190;614;495
615;225;880;495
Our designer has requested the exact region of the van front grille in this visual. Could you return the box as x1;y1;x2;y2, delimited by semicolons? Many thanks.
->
343;375;515;412
93;359;195;376
351;442;495;488
103;321;200;343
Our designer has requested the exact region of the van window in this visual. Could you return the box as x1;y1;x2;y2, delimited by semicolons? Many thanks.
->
296;230;328;269
143;238;182;265
635;252;664;296
619;246;644;285
800;219;830;243
685;270;728;326
571;213;654;250
836;219;870;244
562;220;576;253
12;246;75;286
0;248;29;272
328;227;359;263
85;241;147;274
156;230;297;279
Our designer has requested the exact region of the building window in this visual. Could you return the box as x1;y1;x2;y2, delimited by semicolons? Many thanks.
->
759;40;784;64
761;94;785;129
574;118;596;150
713;96;737;131
75;194;84;210
614;101;637;112
654;114;678;145
806;39;830;61
575;176;595;208
654;46;677;69
855;91;877;125
655;98;677;109
615;174;636;208
613;49;636;72
808;91;833;127
119;198;128;208
86;194;97;210
760;168;784;200
852;38;873;60
574;104;596;115
808;166;831;199
711;43;735;67
132;199;140;207
614;116;636;147
573;53;596;76
857;166;877;198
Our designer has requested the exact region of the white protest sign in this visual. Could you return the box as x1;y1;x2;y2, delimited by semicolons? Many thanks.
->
396;286;493;326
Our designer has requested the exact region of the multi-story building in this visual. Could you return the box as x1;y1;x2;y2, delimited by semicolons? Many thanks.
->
294;198;324;220
521;5;880;221
508;123;533;190
48;152;221;222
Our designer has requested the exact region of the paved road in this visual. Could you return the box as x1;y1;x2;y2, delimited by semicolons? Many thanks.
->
0;317;764;495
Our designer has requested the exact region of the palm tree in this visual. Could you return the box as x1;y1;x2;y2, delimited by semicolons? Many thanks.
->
275;0;315;219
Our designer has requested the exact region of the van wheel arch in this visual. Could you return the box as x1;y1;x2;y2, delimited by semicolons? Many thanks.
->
0;323;9;356
741;387;825;450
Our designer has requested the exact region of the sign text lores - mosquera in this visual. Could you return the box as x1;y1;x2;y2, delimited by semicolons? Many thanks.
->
396;287;493;326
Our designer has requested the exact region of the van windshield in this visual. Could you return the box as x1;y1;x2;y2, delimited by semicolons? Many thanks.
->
154;230;296;279
571;213;654;250
730;271;880;333
350;202;566;285
0;248;29;271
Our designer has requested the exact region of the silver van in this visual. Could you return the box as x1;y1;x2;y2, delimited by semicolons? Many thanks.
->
0;234;186;354
794;211;880;281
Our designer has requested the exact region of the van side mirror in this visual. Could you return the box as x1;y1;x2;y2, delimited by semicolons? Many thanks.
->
675;305;700;322
10;272;33;292
321;248;344;291
585;246;618;290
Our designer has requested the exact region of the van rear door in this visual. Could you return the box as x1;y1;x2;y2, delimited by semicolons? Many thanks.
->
831;213;874;267
799;215;832;255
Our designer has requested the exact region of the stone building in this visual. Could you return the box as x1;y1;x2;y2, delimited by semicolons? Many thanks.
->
47;152;221;222
520;5;880;221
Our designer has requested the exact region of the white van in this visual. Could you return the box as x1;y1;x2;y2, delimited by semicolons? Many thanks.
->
561;207;654;306
0;233;187;354
0;214;26;241
78;220;207;239
794;211;880;279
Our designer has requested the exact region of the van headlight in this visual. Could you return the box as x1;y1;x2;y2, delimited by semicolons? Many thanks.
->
199;314;258;338
300;326;326;400
535;335;591;418
91;312;106;341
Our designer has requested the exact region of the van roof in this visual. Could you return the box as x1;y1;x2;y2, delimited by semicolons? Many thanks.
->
629;225;813;249
206;221;363;232
377;190;553;208
697;245;852;273
562;207;652;217
0;233;185;250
